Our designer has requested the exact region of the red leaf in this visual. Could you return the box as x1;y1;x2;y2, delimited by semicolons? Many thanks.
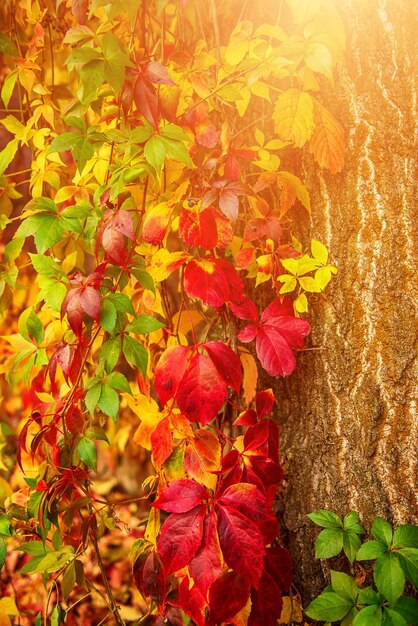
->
151;418;173;468
179;207;218;249
248;569;282;626
229;295;258;322
188;511;223;597
79;286;100;322
233;408;258;427
217;506;265;587
177;353;226;425
184;258;230;307
237;323;258;343
218;483;278;544
154;345;189;406
61;286;100;335
255;389;275;419
207;571;251;626
99;210;134;265
157;506;206;575
243;420;270;452
254;298;311;376
203;341;242;394
142;550;166;613
142;61;176;86
134;75;159;129
264;545;293;593
261;297;294;320
213;211;233;248
177;577;206;626
236;247;255;269
256;326;297;376
152;479;208;514
195;120;218;148
219;190;239;220
65;405;84;436
244;217;282;243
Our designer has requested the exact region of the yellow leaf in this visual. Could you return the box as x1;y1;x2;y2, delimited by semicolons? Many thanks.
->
249;81;270;102
285;0;321;24
305;40;334;81
310;99;345;173
273;89;314;147
148;249;189;283
298;276;322;292
279;595;303;623
0;597;19;616
145;507;160;546
225;21;253;66
311;239;328;264
295;293;309;313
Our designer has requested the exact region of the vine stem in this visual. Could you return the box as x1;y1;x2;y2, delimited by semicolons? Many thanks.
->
91;529;126;626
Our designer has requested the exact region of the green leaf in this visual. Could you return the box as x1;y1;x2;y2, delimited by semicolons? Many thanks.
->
36;548;74;574
160;123;190;142
98;383;119;421
383;608;408;626
48;133;81;155
4;237;24;264
305;591;353;622
106;372;131;394
62;561;76;602
343;512;365;533
315;527;344;558
51;604;65;626
71;136;95;173
126;314;165;334
66;46;102;65
0;33;15;55
394;596;418;626
353;605;382;626
343;529;362;564
374;553;405;606
307;510;343;528
77;437;97;471
371;517;393;547
393;524;418;549
101;31;132;93
123;335;148;377
396;547;418;587
19;307;44;345
160;136;193;166
84;426;109;444
330;570;358;602
358;586;381;605
0;138;18;175
130;126;152;143
107;293;135;314
1;71;18;108
34;214;63;254
85;382;101;416
0;516;12;536
356;540;387;561
99;336;122;373
100;299;117;333
144;135;166;174
0;537;6;570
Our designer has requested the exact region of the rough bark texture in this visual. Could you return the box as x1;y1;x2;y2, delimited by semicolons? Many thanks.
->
276;0;418;602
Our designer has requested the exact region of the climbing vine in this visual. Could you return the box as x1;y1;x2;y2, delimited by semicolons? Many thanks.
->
0;0;345;624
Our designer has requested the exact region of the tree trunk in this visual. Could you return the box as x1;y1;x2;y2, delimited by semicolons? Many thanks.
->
276;0;418;602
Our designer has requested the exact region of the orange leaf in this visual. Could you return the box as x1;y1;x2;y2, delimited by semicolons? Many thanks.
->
310;99;345;173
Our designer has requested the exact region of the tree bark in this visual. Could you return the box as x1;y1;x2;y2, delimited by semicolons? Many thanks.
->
276;0;418;601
